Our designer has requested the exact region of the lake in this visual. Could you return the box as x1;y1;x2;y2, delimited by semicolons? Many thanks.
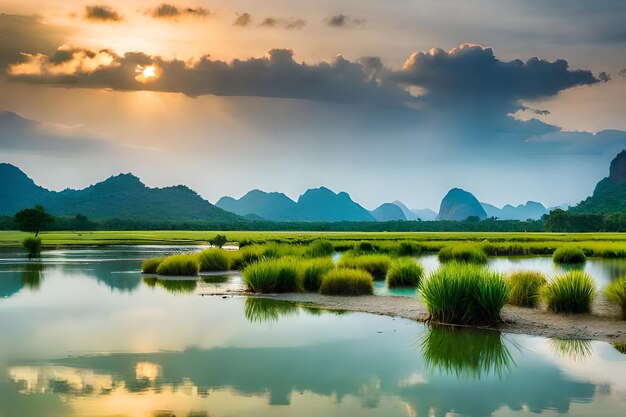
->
1;246;625;417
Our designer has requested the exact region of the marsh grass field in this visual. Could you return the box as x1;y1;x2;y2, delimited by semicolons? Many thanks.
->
5;230;626;258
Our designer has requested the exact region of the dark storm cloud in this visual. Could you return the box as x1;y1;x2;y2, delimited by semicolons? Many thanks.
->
5;43;599;113
259;17;306;29
148;3;210;19
395;44;598;113
325;14;366;27
0;14;67;72
233;13;251;27
8;48;406;105
84;5;122;22
0;110;113;154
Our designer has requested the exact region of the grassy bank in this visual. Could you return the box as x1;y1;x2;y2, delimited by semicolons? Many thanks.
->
5;230;626;258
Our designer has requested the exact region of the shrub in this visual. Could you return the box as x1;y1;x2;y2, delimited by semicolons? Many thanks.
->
338;254;392;280
355;241;375;252
155;254;199;276
419;263;509;325
386;258;424;288
198;248;230;272
552;247;586;264
604;277;626;319
230;245;263;270
22;236;42;257
319;268;373;296
304;239;335;258
542;271;596;313
438;245;488;264
397;241;422;257
507;271;547;307
242;258;299;293
141;257;164;274
298;258;335;292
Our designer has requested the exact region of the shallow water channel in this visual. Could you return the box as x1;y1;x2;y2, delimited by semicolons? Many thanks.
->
0;246;625;416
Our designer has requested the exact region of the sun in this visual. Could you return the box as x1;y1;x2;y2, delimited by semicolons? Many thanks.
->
135;65;158;83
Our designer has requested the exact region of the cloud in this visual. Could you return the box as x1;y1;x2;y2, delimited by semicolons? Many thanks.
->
84;5;122;22
259;17;306;29
0;110;114;154
326;14;366;27
7;48;406;105
395;44;599;114
233;13;251;27
148;4;209;19
0;14;68;72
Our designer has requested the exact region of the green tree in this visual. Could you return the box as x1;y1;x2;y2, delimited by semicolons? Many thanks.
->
210;234;227;248
14;205;54;236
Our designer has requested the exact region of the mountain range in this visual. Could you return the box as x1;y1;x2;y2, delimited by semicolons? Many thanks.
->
2;160;603;224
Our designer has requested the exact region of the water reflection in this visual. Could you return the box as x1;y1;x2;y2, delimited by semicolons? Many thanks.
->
419;325;516;379
244;297;299;323
549;338;594;362
612;342;626;355
144;277;198;294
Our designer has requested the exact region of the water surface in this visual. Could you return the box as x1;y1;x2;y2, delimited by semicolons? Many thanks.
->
1;247;625;417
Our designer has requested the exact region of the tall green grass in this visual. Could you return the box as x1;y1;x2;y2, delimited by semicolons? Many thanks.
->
604;277;626;319
419;263;509;325
304;239;335;258
542;271;596;313
319;268;374;295
298;258;335;292
262;243;304;258
155;254;199;276
552;246;586;264
397;241;422;256
507;271;547;307
242;258;299;293
386;258;424;288
420;325;514;379
229;245;264;270
355;241;376;252
438;245;488;264
197;248;230;272
338;254;392;280
141;257;164;274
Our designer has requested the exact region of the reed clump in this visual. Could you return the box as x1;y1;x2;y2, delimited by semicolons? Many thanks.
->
419;263;509;326
141;257;164;274
319;268;374;295
604;277;626;319
197;248;230;272
438;245;488;264
338;254;392;280
507;271;547;307
542;271;596;313
155;254;199;276
552;246;586;264
298;257;335;292
386;258;424;288
242;258;299;293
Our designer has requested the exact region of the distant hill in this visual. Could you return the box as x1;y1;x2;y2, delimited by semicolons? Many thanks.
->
216;190;301;221
411;208;438;221
370;203;407;222
571;150;626;213
0;163;240;222
437;188;487;221
481;201;547;220
297;187;375;222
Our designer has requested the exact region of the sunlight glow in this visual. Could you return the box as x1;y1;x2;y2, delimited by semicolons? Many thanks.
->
135;65;158;83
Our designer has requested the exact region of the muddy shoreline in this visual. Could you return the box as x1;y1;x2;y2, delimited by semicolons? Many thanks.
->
202;287;626;343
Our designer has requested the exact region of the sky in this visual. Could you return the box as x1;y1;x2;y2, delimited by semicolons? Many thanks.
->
0;1;625;211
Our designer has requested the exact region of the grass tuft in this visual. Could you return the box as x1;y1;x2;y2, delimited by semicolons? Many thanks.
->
386;258;424;288
141;257;164;274
542;270;596;313
604;277;626;319
507;271;547;307
552;246;586;264
338;254;392;280
438;245;488;264
155;254;199;276
197;248;230;272
397;241;422;257
319;268;374;295
419;263;509;325
304;239;335;258
242;258;299;293
298;257;335;292
22;236;42;257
